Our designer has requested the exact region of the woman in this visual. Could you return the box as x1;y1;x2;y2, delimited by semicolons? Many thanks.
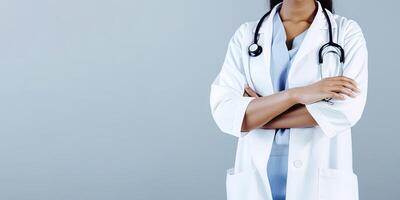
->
209;0;368;200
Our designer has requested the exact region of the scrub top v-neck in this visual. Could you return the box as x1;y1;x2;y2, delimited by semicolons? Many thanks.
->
267;10;308;200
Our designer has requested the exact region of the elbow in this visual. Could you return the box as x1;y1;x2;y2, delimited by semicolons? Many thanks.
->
240;114;256;132
347;100;367;127
210;94;256;137
212;111;251;137
348;110;364;128
215;121;241;137
211;108;240;137
240;113;249;132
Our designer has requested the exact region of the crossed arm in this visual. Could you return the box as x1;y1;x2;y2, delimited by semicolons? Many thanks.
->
242;86;317;130
261;104;317;129
240;75;360;132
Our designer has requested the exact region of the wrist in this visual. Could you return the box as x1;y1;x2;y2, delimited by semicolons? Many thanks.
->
286;88;300;104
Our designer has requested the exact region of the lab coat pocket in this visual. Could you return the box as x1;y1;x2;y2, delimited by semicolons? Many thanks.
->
318;168;359;200
226;168;262;200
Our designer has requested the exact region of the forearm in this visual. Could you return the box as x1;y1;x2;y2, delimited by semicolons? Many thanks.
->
241;75;360;132
261;104;317;129
241;90;297;132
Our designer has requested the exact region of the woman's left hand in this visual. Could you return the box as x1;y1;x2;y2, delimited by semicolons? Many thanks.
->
243;85;261;98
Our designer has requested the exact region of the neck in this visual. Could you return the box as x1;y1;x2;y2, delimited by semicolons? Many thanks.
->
279;0;317;22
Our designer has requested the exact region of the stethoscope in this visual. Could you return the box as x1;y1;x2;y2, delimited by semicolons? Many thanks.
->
248;4;345;105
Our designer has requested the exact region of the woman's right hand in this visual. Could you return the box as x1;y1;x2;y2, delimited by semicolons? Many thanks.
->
289;76;360;105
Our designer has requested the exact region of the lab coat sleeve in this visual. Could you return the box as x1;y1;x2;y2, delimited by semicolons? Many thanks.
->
305;20;368;138
210;23;256;138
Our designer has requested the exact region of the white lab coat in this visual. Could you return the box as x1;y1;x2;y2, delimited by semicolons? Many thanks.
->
209;2;368;200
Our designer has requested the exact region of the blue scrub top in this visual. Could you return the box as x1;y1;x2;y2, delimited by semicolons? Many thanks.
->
267;10;308;200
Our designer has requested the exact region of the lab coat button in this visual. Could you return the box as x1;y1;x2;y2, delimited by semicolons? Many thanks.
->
293;160;303;168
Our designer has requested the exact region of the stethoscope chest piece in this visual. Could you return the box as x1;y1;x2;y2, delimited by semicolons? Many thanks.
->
248;43;263;57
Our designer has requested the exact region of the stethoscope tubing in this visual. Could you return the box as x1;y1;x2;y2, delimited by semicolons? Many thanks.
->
248;4;346;105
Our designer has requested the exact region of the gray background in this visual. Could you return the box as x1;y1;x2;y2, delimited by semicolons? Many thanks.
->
0;0;398;199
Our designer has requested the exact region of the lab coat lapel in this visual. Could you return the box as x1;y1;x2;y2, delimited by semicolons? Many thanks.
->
248;4;279;97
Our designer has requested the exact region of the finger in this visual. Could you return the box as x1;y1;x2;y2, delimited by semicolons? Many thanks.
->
340;76;357;85
334;81;359;93
330;92;346;100
331;83;358;96
330;86;356;98
244;86;255;95
243;88;249;96
335;76;358;88
245;88;258;97
327;76;353;85
245;87;261;97
328;77;360;93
